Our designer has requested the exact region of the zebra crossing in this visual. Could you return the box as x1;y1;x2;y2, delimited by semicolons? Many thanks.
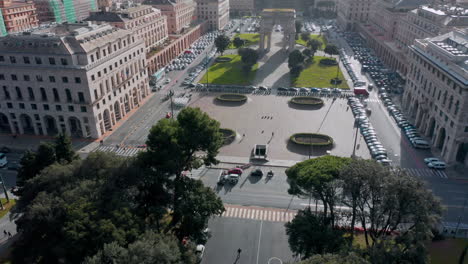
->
364;98;380;103
404;168;448;179
94;145;145;157
221;205;297;222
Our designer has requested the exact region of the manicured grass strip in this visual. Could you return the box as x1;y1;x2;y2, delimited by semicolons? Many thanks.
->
296;34;327;50
292;56;349;89
228;33;260;49
200;55;258;85
0;198;16;218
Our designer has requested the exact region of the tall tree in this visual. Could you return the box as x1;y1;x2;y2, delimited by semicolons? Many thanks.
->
233;36;245;49
307;39;322;52
286;155;351;226
54;133;77;163
16;142;56;191
324;44;339;57
296;253;370;264
286;208;348;259
295;20;303;33
214;34;230;55
288;49;305;76
238;47;259;74
302;48;313;62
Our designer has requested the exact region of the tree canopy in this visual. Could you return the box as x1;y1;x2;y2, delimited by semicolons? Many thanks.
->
288;49;306;76
307;39;322;52
301;32;311;42
324;44;339;56
297;253;370;264
214;34;230;55
238;47;259;74
233;37;245;49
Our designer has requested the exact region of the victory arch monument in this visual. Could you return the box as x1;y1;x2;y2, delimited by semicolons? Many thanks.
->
259;9;296;52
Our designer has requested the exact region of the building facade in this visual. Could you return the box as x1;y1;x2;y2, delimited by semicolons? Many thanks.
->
0;23;149;139
229;0;254;16
143;0;196;34
34;0;98;24
0;0;38;36
195;0;229;30
86;5;169;53
402;30;468;165
337;0;373;31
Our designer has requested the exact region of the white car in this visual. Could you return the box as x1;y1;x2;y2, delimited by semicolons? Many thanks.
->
427;161;446;170
424;157;440;164
195;245;205;262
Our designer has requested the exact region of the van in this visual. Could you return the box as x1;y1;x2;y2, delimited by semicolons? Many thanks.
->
0;153;7;168
411;139;430;149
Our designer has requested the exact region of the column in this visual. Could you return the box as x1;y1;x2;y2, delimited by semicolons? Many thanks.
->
289;33;295;52
266;33;272;51
259;33;265;52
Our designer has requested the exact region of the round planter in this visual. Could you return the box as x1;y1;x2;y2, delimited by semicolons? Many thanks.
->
216;93;248;102
290;96;324;106
219;128;236;144
290;133;334;147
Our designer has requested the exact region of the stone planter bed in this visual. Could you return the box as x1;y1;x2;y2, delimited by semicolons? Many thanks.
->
290;96;324;106
220;128;236;144
216;94;248;102
290;133;334;146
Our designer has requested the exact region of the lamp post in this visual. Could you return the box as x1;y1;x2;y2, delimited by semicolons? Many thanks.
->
205;51;209;89
169;90;174;119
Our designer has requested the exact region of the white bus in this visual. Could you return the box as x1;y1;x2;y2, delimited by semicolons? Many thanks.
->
0;153;7;168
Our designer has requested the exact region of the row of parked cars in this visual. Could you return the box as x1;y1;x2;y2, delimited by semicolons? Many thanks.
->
348;96;391;165
277;87;345;95
183;50;216;86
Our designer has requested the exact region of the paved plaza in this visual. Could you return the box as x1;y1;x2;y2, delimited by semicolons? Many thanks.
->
189;94;370;161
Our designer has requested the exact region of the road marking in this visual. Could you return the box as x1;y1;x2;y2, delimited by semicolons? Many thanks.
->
222;204;297;222
256;220;263;264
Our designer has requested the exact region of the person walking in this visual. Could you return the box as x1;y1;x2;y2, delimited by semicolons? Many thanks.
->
8;232;12;238
3;230;6;237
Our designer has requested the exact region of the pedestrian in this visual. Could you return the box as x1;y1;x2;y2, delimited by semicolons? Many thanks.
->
3;230;6;236
272;132;274;136
242;133;245;137
8;232;11;238
237;248;242;255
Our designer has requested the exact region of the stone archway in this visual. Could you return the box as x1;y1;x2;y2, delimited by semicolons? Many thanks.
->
68;117;83;138
0;113;11;134
44;115;59;136
259;9;296;52
436;127;446;150
114;101;122;121
426;117;436;139
19;114;35;135
132;88;139;106
455;143;468;164
103;110;112;131
124;94;131;113
411;100;419;118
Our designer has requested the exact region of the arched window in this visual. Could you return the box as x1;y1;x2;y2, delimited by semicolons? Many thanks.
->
65;89;72;102
448;95;453;111
52;88;60;102
442;91;447;105
15;86;23;100
40;87;47;101
27;87;34;100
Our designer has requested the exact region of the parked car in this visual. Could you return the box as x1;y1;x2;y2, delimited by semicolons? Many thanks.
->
427;161;446;170
424;157;440;164
251;169;263;177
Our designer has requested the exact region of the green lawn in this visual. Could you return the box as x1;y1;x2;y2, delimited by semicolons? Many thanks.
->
292;56;349;89
228;33;260;49
296;34;327;50
199;55;258;85
0;198;16;218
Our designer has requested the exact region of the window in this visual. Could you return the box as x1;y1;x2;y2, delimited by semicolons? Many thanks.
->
23;75;30;81
23;56;30;64
31;104;37;110
43;104;49;110
0;56;4;62
49;76;55;83
0;74;4;80
61;58;68;65
62;77;68;83
15;87;22;100
465;126;468;133
78;92;85;103
49;58;56;65
80;106;87;112
19;103;25;109
40;88;47;101
9;56;16;63
27;87;34;100
75;77;81;84
34;114;39;121
65;89;72;102
56;105;62;111
11;74;17;81
36;75;43;82
7;103;12;109
35;57;42;64
68;105;74;112
59;116;64;122
91;75;95;81
52;88;60;102
3;86;10;99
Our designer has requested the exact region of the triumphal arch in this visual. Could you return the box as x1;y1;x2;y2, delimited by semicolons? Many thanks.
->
259;9;296;52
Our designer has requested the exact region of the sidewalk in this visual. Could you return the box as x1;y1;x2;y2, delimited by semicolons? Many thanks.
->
215;155;298;168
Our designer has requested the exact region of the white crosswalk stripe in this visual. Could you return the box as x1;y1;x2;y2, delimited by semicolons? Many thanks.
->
221;205;297;222
364;98;380;103
404;168;448;179
93;145;145;157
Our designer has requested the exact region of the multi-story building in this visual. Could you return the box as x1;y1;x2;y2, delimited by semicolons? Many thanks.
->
195;0;229;30
358;0;428;75
86;4;169;53
402;30;468;165
34;0;98;24
0;23;149;138
143;0;196;34
336;0;373;31
0;0;38;36
229;0;254;16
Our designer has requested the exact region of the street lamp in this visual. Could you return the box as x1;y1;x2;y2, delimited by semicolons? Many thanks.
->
169;90;174;119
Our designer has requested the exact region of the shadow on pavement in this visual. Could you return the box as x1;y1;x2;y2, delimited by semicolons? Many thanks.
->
212;98;247;107
271;72;290;88
285;140;331;157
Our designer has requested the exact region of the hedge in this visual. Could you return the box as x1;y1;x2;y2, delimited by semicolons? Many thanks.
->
290;133;334;146
290;96;324;106
216;94;248;102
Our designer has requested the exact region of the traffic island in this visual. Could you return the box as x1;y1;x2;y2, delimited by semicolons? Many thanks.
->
220;128;236;145
216;94;248;102
290;96;324;106
290;133;334;147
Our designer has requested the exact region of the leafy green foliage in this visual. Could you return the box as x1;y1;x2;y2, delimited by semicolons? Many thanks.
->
286;209;348;259
214;34;230;55
233;37;245;49
238;47;259;74
295;20;303;33
288;49;306;76
307;39;322;52
297;253;370;264
301;32;311;42
324;44;339;56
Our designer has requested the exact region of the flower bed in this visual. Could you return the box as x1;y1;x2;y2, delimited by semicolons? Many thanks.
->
220;128;236;144
290;133;334;146
216;94;248;102
319;58;338;66
290;96;324;106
